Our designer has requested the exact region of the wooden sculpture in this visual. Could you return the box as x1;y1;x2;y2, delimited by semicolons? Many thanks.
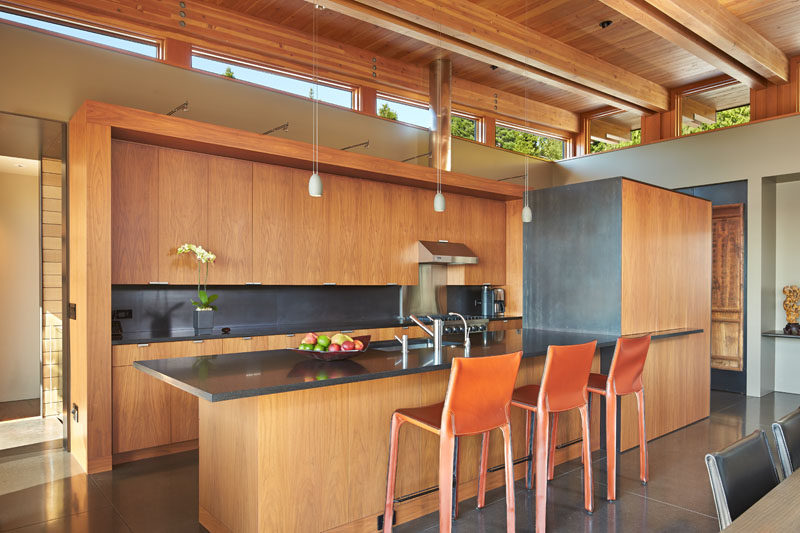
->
783;285;800;335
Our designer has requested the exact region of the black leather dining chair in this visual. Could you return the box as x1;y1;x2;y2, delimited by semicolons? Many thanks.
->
704;429;780;530
772;406;800;479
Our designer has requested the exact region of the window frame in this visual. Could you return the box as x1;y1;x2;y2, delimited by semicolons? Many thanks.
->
451;110;482;142
0;5;161;59
191;49;356;110
375;93;432;130
494;120;569;161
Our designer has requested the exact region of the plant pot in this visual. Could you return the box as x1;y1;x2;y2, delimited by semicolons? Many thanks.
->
193;308;214;333
784;323;800;336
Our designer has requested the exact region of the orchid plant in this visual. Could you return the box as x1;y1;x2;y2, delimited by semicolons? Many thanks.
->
177;243;218;311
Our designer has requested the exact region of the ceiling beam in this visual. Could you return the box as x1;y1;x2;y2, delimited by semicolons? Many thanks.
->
9;0;579;132
597;0;769;89
312;0;669;114
638;0;788;84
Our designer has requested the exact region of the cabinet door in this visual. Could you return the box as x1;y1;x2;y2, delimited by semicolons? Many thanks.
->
207;157;253;284
253;164;293;284
112;365;171;453
156;339;223;443
325;174;361;284
289;169;330;284
158;148;209;284
464;198;506;285
111;141;159;284
221;335;273;354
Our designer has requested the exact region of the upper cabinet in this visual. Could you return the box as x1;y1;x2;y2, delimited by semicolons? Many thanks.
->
112;143;506;286
158;148;209;284
111;142;159;284
207;158;253;284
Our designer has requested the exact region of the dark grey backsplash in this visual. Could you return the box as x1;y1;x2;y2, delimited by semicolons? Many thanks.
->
112;285;483;334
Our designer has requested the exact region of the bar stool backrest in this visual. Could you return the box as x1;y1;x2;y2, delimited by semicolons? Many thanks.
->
442;351;522;436
539;341;597;412
705;429;779;530
772;406;800;479
609;334;651;395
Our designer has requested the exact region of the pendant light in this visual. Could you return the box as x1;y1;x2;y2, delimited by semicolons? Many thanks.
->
308;2;323;197
434;162;445;212
521;18;532;223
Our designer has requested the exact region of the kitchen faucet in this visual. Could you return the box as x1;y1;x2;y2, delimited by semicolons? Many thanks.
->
408;314;443;364
448;312;471;356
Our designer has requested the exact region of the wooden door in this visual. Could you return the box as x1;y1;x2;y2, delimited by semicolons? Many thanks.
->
112;365;171;453
711;204;744;371
253;163;293;284
111;141;159;284
207;157;253;284
158;148;209;284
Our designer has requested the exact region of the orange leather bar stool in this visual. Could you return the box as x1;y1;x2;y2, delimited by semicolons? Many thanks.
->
587;334;650;501
511;340;597;533
383;351;522;533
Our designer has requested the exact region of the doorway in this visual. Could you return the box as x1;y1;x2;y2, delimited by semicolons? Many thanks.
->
0;112;68;452
677;181;747;394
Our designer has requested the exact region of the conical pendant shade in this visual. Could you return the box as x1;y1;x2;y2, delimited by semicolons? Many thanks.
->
308;172;323;197
433;192;446;212
521;204;533;223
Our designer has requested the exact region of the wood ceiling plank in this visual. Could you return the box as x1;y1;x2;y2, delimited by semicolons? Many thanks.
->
642;0;789;83
597;0;768;89
312;0;669;112
8;0;578;131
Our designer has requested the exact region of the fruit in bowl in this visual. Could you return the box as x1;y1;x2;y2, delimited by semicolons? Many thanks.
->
329;343;341;352
301;332;318;345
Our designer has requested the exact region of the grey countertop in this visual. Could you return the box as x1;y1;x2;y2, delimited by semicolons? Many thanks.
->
134;327;702;402
113;315;524;345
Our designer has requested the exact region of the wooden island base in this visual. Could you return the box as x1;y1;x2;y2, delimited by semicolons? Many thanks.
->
197;332;707;533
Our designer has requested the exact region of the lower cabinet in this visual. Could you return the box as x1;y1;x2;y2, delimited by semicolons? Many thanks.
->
111;339;223;456
488;318;523;331
112;365;172;453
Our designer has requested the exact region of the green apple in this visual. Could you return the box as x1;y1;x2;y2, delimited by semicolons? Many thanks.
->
316;335;331;348
298;343;314;350
313;344;327;352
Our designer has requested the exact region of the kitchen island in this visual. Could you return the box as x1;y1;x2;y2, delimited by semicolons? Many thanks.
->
136;327;704;532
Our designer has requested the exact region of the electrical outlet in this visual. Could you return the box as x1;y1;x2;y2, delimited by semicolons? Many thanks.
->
376;511;395;530
71;404;79;423
112;309;133;320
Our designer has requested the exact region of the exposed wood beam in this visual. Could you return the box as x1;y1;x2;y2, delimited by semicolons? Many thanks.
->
311;0;669;113
639;0;789;84
590;118;631;144
6;0;579;132
681;98;716;126
597;0;769;89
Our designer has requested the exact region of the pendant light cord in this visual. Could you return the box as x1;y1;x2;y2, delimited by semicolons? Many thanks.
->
312;2;319;176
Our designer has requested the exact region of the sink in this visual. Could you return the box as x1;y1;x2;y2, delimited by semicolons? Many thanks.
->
372;339;461;352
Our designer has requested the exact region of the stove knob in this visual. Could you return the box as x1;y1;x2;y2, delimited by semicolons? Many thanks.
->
444;327;454;334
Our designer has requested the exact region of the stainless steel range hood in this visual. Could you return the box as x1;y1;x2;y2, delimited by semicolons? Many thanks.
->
418;241;478;265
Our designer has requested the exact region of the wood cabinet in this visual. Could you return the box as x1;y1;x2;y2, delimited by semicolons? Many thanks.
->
111;141;159;284
487;318;522;331
111;339;223;456
158;148;209;284
112;145;507;286
207;157;253;284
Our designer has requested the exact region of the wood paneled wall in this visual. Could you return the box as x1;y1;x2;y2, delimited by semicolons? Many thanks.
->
751;57;800;120
621;179;712;335
41;157;63;417
619;179;712;450
199;354;601;532
68;107;113;473
503;199;523;316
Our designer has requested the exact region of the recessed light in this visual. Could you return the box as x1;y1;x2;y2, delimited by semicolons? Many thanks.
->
599;20;613;29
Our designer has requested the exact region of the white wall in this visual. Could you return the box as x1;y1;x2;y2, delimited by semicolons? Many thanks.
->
774;179;800;394
555;114;800;397
0;160;41;403
0;22;554;188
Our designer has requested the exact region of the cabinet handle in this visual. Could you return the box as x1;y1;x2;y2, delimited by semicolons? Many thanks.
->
193;340;204;344
148;281;168;285
245;282;261;285
386;283;398;286
242;336;252;340
401;326;409;329
323;282;336;286
341;330;354;333
137;343;149;347
286;333;295;337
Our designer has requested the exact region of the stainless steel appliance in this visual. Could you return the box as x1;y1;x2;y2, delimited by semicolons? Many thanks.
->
493;288;506;317
406;313;489;334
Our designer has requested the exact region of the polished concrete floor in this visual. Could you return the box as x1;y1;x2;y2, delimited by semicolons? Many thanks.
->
0;417;63;451
0;390;796;532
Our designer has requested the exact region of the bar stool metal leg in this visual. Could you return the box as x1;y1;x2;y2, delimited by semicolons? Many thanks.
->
383;413;404;533
579;404;594;513
636;389;648;484
477;431;490;508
